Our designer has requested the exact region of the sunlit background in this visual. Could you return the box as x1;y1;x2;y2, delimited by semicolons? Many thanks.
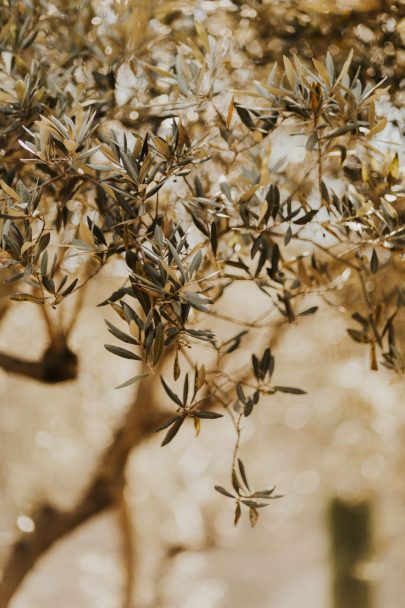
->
2;274;405;608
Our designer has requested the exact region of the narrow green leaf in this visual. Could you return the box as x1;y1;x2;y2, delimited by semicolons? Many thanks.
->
115;372;150;389
189;411;223;419
273;386;306;394
298;306;319;316
104;344;142;360
214;485;234;499
160;376;183;407
154;415;181;433
105;320;139;345
10;293;45;303
293;209;318;225
61;278;78;297
234;502;241;526
238;459;250;492
161;415;185;446
249;507;259;528
370;248;379;273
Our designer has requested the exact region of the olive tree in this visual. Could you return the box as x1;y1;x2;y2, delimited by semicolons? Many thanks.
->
0;0;404;605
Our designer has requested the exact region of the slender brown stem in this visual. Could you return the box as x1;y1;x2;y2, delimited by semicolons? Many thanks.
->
317;136;324;203
64;277;88;338
39;304;55;342
231;413;243;472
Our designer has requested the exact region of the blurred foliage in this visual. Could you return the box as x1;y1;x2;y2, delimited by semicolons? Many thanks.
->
232;0;405;95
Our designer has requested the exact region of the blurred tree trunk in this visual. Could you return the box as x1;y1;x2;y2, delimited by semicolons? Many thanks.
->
329;498;373;608
0;374;166;608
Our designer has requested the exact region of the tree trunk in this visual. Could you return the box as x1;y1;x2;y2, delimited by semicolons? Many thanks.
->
329;497;373;608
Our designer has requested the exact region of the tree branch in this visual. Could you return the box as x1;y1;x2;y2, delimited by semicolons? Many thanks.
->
0;374;167;607
0;344;78;383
